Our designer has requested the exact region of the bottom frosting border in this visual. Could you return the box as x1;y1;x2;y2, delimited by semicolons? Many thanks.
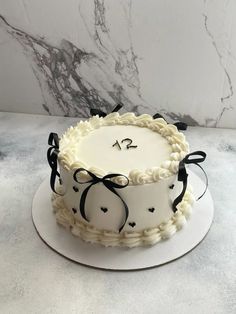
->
51;188;195;248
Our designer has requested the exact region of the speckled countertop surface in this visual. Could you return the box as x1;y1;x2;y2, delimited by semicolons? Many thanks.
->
0;112;235;314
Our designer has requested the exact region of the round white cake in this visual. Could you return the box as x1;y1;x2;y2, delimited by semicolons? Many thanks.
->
49;113;196;247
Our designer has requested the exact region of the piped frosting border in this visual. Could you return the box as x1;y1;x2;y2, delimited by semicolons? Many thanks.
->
58;113;189;185
52;188;194;248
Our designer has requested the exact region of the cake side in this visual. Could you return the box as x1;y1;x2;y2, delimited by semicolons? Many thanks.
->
52;187;195;248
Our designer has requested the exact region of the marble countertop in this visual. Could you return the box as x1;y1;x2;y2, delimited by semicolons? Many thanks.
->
0;112;235;314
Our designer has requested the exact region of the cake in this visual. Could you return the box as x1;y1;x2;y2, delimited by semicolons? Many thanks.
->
47;110;207;248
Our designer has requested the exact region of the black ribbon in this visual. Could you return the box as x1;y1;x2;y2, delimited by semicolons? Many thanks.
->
90;103;123;117
153;112;188;131
47;132;61;194
172;151;208;212
173;122;188;131
153;113;165;120
73;168;129;232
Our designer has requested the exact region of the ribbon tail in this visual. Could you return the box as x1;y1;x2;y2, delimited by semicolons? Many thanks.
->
79;184;94;222
195;163;208;201
47;132;61;194
172;159;188;212
50;167;58;194
111;103;123;113
172;151;208;212
172;173;188;213
118;199;129;233
107;186;129;233
47;147;61;195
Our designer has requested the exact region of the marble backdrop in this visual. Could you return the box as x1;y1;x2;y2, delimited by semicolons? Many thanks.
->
0;0;236;128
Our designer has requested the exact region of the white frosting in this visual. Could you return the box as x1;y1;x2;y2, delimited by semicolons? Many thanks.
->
77;125;171;175
52;188;194;248
59;113;189;184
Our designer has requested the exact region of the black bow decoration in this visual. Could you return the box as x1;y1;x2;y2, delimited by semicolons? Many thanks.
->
172;151;208;212
90;103;123;117
153;112;188;131
47;132;61;194
73;168;129;232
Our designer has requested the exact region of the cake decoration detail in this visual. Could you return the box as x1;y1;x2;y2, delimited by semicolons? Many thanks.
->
100;207;108;213
153;112;188;131
112;140;121;150
148;207;155;213
112;138;138;150
73;186;79;192
173;151;208;212
121;138;138;149
47;132;61;194
73;168;129;232
152;113;165;120
72;208;77;214
128;222;136;228
169;184;175;189
90;103;123;118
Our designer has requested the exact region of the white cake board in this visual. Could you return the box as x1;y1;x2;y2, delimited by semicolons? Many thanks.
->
32;170;214;270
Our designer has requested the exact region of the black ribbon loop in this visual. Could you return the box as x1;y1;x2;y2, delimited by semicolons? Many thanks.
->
173;122;188;131
153;113;165;120
90;103;123;117
153;112;188;131
73;168;129;232
172;151;208;212
47;132;61;194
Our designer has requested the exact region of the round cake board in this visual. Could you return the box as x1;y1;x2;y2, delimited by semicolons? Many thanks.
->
32;170;214;271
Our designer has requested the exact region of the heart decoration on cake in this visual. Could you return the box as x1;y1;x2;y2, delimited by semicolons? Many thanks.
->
100;207;108;213
148;207;155;213
169;184;175;189
129;222;136;228
72;208;77;214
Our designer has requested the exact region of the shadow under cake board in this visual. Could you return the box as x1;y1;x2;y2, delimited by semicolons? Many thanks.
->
32;170;214;271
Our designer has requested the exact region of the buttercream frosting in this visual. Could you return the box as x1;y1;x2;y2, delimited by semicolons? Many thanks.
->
52;188;194;248
58;113;189;185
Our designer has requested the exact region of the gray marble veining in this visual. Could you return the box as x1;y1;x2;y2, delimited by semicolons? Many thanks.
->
0;112;235;314
0;7;146;118
0;0;236;128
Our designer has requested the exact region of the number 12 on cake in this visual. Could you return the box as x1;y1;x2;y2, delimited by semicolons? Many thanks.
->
112;138;138;150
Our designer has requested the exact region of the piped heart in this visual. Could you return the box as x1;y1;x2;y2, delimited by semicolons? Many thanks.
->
129;222;136;228
148;207;155;213
73;186;79;192
100;207;108;213
169;184;174;189
72;208;77;214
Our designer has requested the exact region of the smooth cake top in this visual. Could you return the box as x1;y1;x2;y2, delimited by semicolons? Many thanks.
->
59;112;189;185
